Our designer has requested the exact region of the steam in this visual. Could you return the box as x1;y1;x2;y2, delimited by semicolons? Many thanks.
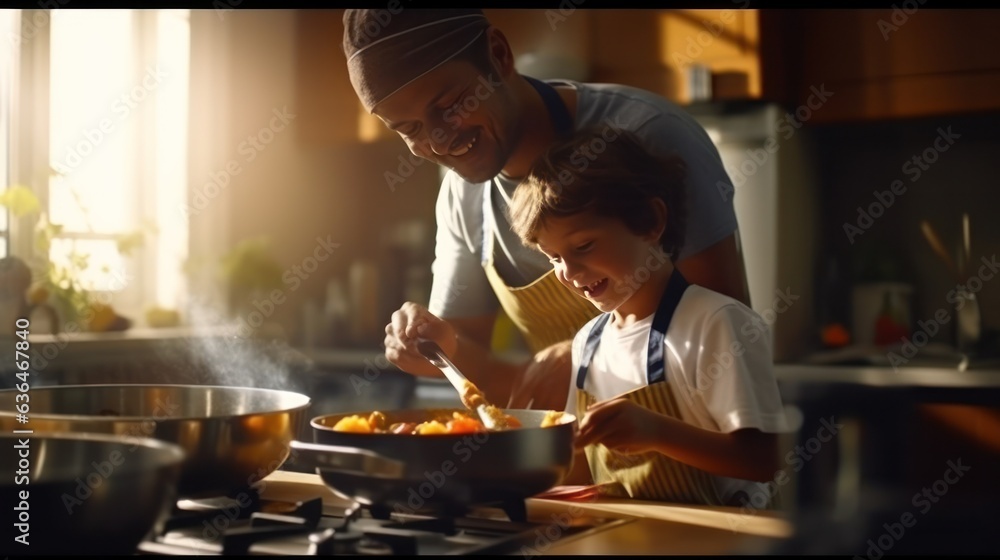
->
147;296;311;393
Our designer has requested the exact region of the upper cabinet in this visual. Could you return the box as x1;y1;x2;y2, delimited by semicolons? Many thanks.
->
760;9;1000;123
589;9;762;104
293;9;1000;144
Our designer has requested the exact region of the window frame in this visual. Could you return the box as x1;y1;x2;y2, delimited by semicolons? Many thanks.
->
8;9;192;323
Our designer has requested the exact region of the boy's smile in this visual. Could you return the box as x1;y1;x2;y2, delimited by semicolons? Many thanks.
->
534;210;671;320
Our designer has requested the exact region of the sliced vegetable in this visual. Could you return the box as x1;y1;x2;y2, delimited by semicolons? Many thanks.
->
540;411;565;428
415;420;449;435
447;412;486;434
332;410;547;434
332;415;373;433
368;411;387;431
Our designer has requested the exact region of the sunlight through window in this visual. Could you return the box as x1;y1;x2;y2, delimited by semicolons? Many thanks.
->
45;9;189;313
49;10;132;234
155;9;190;309
0;10;15;257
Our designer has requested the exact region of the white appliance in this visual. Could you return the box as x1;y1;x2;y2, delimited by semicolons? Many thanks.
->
691;103;822;363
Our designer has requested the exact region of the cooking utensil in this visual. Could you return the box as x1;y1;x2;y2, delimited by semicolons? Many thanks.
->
955;288;982;355
298;408;577;512
920;220;960;281
0;432;184;555
416;339;505;429
962;213;971;275
0;384;311;497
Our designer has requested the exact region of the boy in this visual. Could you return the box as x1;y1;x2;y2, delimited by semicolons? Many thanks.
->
508;128;790;506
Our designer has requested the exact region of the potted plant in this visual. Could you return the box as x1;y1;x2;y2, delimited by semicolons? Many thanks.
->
217;236;284;318
0;184;150;332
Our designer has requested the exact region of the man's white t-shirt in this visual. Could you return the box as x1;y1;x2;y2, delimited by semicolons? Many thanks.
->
566;285;791;505
427;80;737;318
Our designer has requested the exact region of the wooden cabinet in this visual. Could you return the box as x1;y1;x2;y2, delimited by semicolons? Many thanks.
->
760;9;1000;123
294;9;394;145
294;9;1000;133
590;9;762;104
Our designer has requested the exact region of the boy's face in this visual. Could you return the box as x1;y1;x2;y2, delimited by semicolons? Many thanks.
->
372;59;520;184
534;210;664;315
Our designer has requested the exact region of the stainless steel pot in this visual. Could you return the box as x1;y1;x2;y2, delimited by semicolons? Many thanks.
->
0;384;311;498
0;432;184;555
292;408;577;514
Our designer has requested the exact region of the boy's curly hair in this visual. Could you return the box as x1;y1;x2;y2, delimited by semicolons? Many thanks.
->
509;128;687;261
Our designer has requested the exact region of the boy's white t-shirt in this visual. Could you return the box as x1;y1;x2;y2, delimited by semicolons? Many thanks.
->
565;284;791;505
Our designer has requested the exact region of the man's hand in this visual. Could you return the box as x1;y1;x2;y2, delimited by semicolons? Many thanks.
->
507;339;574;411
384;302;458;377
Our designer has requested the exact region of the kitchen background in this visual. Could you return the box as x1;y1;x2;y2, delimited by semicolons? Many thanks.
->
2;7;998;395
1;8;998;551
222;8;1000;359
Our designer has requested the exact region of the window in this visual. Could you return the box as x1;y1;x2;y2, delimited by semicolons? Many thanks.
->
4;9;190;325
0;10;14;259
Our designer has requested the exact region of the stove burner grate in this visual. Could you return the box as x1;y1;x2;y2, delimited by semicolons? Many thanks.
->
138;492;611;556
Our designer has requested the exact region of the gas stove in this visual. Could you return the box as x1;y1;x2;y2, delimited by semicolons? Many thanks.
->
136;483;627;555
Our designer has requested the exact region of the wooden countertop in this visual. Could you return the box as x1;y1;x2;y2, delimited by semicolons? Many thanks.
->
774;363;1000;389
260;470;793;555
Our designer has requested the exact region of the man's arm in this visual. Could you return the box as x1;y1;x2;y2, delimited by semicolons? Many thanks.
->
676;232;751;307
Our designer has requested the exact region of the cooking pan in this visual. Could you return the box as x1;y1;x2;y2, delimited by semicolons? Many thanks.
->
0;384;311;498
0;432;184;555
292;408;576;514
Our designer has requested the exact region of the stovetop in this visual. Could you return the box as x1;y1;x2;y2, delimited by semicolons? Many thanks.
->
136;490;627;555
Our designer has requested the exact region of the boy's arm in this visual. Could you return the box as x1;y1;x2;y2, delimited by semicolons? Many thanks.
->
675;301;788;482
646;415;780;483
574;398;781;483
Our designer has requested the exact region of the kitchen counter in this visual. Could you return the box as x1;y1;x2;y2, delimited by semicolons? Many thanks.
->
773;363;1000;407
774;363;1000;387
259;470;793;555
770;361;1000;555
0;324;293;379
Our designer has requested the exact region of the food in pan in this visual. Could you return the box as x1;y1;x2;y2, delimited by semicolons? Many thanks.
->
331;409;551;435
459;379;488;410
541;410;566;428
459;380;513;429
330;414;374;433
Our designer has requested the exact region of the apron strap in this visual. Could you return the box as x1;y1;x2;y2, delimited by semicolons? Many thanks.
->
481;77;574;264
524;76;574;137
647;269;689;385
576;313;611;389
481;181;493;266
577;269;690;389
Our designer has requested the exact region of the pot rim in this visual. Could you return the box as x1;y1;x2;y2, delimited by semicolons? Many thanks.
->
0;383;311;422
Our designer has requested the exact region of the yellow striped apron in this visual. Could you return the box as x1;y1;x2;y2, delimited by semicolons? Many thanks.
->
478;77;600;354
480;180;600;354
575;270;725;506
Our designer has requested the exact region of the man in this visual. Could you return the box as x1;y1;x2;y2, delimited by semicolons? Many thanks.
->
343;9;749;410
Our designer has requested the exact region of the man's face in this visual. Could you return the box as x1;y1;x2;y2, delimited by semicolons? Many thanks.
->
372;59;520;184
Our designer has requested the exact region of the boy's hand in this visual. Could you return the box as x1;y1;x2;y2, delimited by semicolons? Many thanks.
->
384;302;458;377
574;398;661;454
